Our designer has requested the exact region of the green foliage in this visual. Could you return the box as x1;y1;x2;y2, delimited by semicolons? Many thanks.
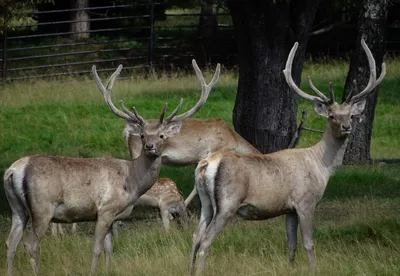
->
0;0;54;33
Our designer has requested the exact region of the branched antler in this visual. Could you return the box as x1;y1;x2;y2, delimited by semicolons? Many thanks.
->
346;39;386;104
283;39;386;105
92;65;145;125
163;60;220;124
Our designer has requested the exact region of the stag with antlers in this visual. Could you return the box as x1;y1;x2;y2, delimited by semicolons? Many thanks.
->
4;60;219;276
189;39;386;275
124;71;262;207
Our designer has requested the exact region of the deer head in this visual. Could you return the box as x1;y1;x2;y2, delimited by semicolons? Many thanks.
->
92;60;220;156
283;39;386;138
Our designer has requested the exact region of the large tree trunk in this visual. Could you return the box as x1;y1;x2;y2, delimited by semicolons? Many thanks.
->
198;2;218;39
228;0;320;153
342;0;388;164
70;0;90;40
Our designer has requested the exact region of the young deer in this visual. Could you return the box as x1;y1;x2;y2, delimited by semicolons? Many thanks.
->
189;39;386;275
52;177;187;235
135;177;187;229
4;60;220;276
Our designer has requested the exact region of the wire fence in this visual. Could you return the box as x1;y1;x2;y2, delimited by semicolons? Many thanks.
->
0;2;235;82
1;3;399;82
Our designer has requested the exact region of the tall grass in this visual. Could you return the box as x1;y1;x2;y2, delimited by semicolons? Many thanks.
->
0;58;399;275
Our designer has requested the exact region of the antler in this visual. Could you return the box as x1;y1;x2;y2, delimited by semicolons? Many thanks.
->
283;42;333;104
346;39;386;104
163;60;221;124
92;65;146;125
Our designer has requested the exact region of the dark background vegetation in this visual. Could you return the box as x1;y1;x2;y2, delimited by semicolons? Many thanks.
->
1;0;399;81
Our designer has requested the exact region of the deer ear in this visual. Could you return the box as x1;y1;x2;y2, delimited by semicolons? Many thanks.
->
350;99;366;116
164;121;182;137
313;99;329;117
124;121;141;136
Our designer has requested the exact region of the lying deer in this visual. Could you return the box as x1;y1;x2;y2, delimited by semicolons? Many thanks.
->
52;177;187;235
135;177;187;229
4;60;220;276
189;39;386;275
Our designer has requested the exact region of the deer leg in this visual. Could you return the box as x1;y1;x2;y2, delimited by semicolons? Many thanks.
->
24;211;53;276
285;212;299;264
51;223;57;236
103;226;113;275
111;221;120;237
160;205;171;232
195;211;233;276
190;193;213;276
297;209;316;271
58;224;65;235
6;210;28;276
184;186;198;207
71;223;77;234
90;214;114;276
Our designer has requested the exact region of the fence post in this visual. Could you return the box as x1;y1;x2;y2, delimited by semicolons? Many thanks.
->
148;0;155;68
2;18;7;82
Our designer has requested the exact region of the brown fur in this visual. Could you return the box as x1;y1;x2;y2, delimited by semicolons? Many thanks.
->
126;117;260;207
4;151;162;276
135;177;187;230
189;40;386;276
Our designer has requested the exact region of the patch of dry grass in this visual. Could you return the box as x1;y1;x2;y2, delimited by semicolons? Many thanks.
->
0;198;398;275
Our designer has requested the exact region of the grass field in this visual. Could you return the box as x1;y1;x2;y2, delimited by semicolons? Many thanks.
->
0;58;399;275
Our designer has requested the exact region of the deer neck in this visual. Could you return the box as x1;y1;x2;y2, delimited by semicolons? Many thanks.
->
129;150;162;196
311;128;349;176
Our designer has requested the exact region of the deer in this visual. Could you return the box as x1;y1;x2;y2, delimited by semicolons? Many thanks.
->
134;177;188;229
4;59;220;276
124;94;261;209
189;39;386;276
51;177;187;235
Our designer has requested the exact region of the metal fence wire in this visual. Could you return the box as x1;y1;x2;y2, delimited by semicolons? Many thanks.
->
0;2;236;82
1;3;399;82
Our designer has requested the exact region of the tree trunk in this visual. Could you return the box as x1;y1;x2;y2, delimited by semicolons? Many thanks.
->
228;0;320;153
342;0;388;164
198;2;218;38
70;0;90;40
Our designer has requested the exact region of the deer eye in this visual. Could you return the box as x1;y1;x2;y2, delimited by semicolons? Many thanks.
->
329;115;335;120
350;114;354;119
159;134;164;139
140;134;145;139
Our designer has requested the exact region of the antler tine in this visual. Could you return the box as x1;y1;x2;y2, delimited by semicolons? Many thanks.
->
167;60;220;123
131;106;147;126
119;100;144;125
345;79;357;103
159;103;168;124
165;98;184;123
283;42;326;103
106;64;123;90
307;76;330;102
328;82;335;103
350;39;386;103
193;59;221;88
92;65;132;121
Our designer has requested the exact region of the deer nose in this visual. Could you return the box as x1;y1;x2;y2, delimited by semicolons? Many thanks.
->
145;143;154;149
342;125;351;131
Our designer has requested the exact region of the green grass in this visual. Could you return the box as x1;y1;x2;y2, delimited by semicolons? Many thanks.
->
0;58;399;275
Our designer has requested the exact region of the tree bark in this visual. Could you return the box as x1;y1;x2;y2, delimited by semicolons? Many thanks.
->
342;0;388;164
70;0;90;40
228;0;320;154
198;2;218;38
